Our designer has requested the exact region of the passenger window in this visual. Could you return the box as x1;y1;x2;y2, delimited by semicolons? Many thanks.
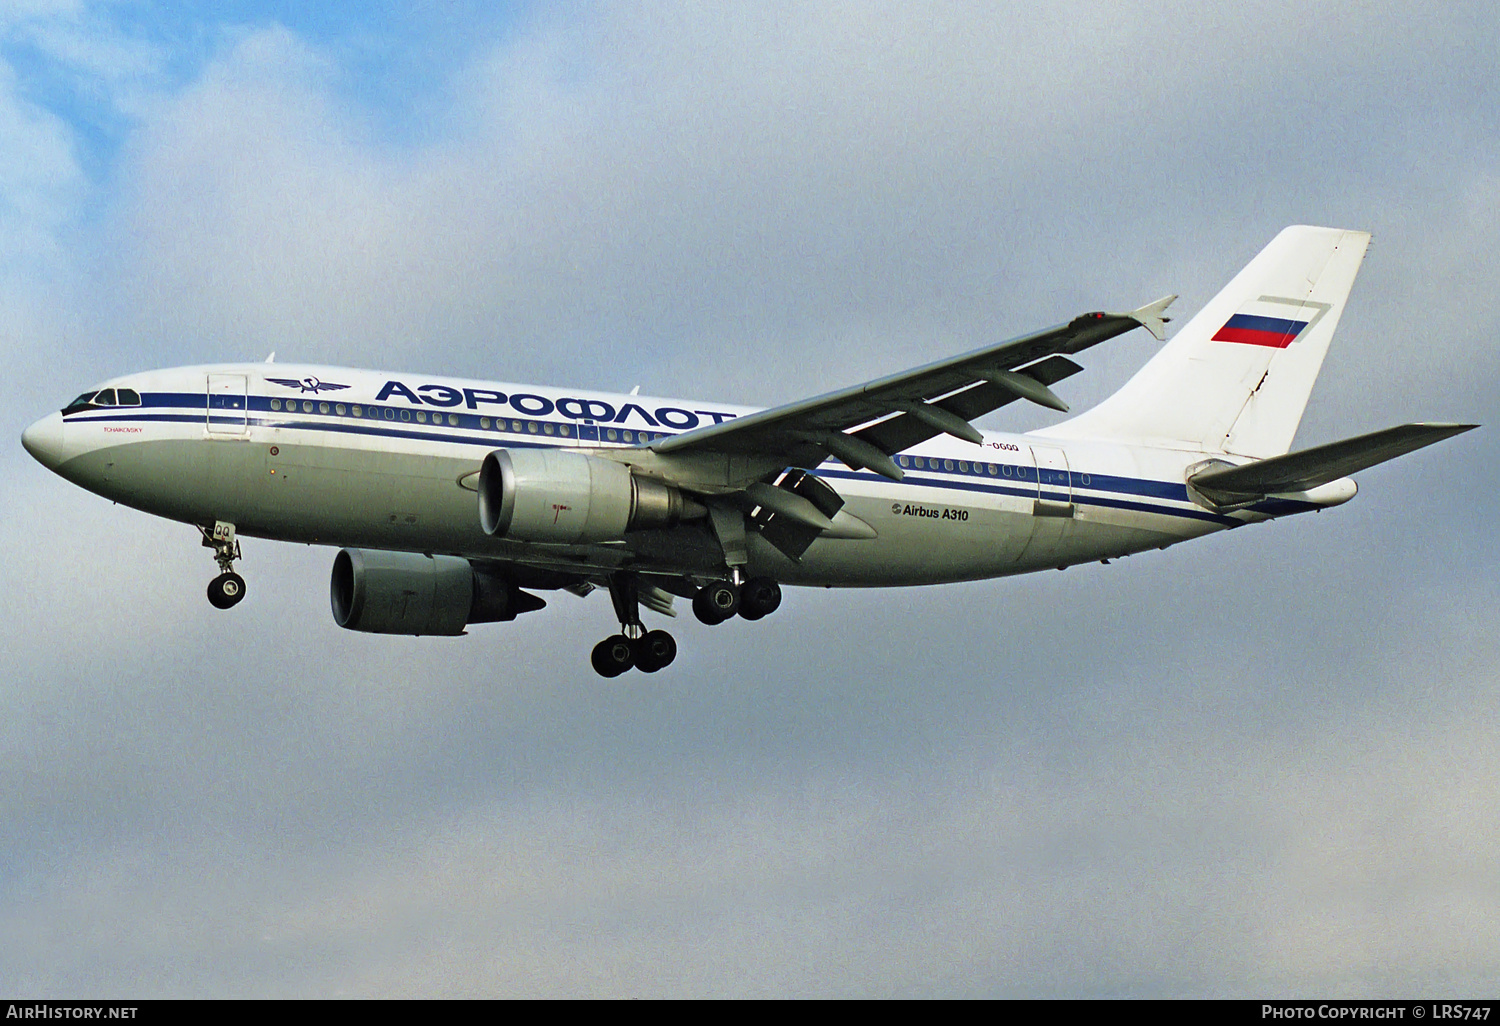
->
303;401;313;413
416;410;427;423
449;414;459;426
320;402;330;414
544;422;555;435
271;399;282;411
527;422;538;433
560;424;572;436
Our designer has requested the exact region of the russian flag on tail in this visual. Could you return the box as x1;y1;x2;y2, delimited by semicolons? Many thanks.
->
1212;301;1311;349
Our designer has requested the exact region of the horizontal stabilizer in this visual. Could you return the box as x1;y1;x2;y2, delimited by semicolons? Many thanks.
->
1189;422;1477;501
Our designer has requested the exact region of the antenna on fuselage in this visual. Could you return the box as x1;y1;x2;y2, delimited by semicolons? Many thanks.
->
265;352;276;363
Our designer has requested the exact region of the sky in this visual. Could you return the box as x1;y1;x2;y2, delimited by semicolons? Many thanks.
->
1;0;1497;998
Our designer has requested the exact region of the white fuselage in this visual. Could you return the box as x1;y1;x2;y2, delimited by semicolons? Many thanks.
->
23;362;1305;588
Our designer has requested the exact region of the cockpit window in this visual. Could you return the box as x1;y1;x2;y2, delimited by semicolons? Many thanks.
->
63;391;98;414
61;387;140;415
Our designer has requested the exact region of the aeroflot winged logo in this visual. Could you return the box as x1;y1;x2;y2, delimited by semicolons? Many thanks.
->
267;376;351;394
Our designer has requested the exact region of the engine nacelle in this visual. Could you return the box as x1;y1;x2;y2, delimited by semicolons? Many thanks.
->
330;548;545;636
478;448;700;543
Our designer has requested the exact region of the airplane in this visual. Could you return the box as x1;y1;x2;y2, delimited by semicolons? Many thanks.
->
20;225;1477;677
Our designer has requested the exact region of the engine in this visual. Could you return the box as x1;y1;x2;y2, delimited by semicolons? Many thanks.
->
478;448;703;544
330;548;545;636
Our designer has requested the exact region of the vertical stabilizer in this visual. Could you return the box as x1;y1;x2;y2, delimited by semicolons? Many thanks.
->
1035;226;1371;457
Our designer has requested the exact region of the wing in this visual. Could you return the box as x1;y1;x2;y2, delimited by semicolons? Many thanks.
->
651;296;1175;481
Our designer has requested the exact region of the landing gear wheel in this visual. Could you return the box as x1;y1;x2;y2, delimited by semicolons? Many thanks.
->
207;572;246;610
738;577;781;621
692;581;740;625
632;630;677;673
591;634;636;678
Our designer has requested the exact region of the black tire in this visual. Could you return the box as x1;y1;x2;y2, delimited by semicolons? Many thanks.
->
692;587;724;625
739;577;781;621
207;572;246;610
692;581;739;625
633;630;677;673
591;635;635;677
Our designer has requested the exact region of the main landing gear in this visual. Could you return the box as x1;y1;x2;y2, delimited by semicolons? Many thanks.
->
588;573;782;678
591;573;678;678
691;576;781;625
199;520;246;610
590;630;678;678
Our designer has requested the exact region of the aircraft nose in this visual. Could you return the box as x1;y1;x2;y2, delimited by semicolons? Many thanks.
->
21;411;66;470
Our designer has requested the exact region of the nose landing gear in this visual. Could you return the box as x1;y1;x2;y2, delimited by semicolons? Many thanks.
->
207;571;246;609
199;521;246;610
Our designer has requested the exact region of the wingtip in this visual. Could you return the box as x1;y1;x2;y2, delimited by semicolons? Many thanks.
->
1410;422;1480;434
1126;294;1177;342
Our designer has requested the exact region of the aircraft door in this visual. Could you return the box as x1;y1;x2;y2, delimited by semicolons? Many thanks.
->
1019;444;1076;567
1030;445;1073;513
207;373;248;435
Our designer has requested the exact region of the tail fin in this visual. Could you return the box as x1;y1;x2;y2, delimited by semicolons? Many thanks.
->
1035;225;1371;457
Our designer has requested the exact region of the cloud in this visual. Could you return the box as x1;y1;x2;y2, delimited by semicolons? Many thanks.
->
7;636;1497;996
0;56;85;274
